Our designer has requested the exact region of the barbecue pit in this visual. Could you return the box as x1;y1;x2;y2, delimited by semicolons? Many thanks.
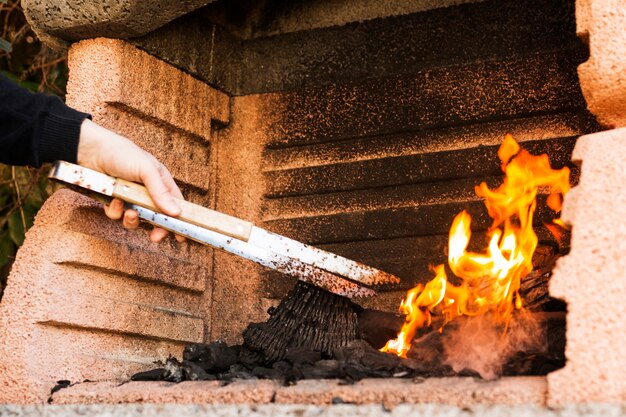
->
1;0;625;407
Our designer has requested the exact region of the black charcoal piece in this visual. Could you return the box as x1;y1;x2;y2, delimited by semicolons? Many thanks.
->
357;309;405;349
252;366;284;379
220;364;257;381
285;347;322;365
50;380;72;395
131;368;166;381
163;357;185;383
183;341;238;372
181;360;216;381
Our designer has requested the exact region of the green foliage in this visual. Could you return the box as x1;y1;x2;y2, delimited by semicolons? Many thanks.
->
0;165;49;263
0;0;67;293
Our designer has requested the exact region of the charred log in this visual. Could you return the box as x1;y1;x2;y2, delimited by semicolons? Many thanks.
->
242;281;361;362
357;308;405;349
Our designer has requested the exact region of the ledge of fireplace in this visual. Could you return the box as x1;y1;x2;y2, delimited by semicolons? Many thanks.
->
50;377;547;407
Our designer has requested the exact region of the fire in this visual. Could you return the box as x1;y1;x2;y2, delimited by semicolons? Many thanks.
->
381;134;570;358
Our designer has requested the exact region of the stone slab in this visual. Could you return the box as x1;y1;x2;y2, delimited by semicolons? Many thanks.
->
274;377;547;408
49;377;547;408
51;381;279;405
22;0;215;49
3;403;626;417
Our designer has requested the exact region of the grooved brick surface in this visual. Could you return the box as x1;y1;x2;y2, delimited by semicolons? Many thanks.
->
548;128;626;405
0;39;228;404
576;0;626;128
0;192;208;404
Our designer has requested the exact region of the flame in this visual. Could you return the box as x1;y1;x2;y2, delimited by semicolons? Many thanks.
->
381;134;570;358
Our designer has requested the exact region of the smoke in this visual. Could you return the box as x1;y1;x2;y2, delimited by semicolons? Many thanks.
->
441;311;545;379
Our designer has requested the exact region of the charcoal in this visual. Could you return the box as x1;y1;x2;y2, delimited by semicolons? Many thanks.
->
298;362;342;379
183;341;238;372
163;357;185;383
272;360;292;373
237;346;266;367
340;340;403;371
357;309;405;349
220;364;256;381
182;360;216;381
131;368;166;381
340;362;372;381
520;243;567;313
50;380;72;395
285;346;322;365
252;366;283;379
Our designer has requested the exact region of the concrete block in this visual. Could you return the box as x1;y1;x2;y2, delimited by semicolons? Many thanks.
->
66;38;229;196
548;127;626;405
22;0;214;49
0;191;208;403
49;377;546;407
576;0;626;128
0;38;227;404
51;381;280;405
209;95;269;342
274;377;547;408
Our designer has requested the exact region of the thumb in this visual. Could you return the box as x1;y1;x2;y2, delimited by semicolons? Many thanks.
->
140;163;181;217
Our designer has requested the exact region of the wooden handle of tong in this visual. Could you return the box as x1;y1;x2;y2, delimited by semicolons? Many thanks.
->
112;178;253;241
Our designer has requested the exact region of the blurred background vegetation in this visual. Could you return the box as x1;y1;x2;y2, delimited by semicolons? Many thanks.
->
1;0;68;299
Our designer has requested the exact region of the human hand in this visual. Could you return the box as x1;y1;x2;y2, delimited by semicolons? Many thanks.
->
76;119;185;243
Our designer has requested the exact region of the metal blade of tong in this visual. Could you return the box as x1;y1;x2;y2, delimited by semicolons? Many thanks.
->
48;161;401;297
130;205;375;297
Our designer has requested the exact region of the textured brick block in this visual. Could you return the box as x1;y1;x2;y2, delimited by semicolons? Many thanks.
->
52;381;279;405
0;38;229;404
67;38;229;195
49;377;546;407
209;95;270;342
548;128;626;405
0;192;208;404
576;0;626;128
274;377;547;407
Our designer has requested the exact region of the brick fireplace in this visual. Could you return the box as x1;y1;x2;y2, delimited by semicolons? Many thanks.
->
1;0;625;407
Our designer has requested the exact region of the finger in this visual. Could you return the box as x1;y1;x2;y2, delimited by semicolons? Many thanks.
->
140;162;181;217
150;227;169;243
160;170;186;243
160;166;184;200
122;209;140;229
104;198;124;220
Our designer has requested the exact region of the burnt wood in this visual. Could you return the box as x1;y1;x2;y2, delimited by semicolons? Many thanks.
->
242;281;361;362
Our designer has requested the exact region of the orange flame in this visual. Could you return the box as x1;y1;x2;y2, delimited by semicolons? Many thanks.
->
381;134;570;358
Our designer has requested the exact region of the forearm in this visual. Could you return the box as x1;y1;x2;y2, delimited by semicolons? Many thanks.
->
0;74;89;167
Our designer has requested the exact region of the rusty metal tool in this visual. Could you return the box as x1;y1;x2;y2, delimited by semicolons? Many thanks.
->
49;161;400;298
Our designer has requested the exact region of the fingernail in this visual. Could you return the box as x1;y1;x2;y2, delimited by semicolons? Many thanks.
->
167;198;181;215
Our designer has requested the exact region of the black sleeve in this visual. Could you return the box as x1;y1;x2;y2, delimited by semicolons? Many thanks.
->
0;73;90;167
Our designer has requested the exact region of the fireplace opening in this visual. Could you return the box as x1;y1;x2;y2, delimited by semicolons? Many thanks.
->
131;136;570;384
126;0;593;384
